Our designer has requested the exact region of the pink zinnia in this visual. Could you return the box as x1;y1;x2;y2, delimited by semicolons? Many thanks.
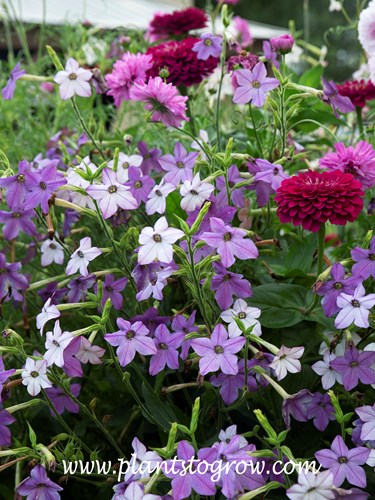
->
130;77;189;128
319;141;375;189
105;52;153;107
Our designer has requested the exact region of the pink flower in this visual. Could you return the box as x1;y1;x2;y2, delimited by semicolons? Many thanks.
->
270;34;294;54
199;217;258;268
319;141;375;190
232;16;252;48
233;62;279;107
130;77;189;128
105;52;153;107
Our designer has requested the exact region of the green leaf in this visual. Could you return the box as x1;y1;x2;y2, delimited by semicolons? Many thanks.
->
27;421;37;449
298;65;323;88
249;284;308;328
141;382;178;432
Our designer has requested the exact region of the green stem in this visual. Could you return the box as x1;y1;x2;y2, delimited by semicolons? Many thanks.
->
71;99;105;160
249;105;263;157
356;106;364;137
305;223;326;315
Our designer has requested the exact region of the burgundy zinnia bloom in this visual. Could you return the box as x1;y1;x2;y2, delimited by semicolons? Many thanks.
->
275;170;364;232
337;79;375;108
146;37;219;87
147;7;208;42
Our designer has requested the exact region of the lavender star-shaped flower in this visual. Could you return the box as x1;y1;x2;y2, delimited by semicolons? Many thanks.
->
159;142;198;186
17;464;63;499
210;262;252;310
233;62;279;107
0;209;36;240
330;345;375;391
351;236;375;280
149;324;184;375
0;252;29;301
307;392;335;431
96;274;128;310
321;79;355;118
24;164;67;213
1;62;26;100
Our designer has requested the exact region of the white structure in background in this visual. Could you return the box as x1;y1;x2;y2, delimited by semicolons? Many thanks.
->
1;0;286;38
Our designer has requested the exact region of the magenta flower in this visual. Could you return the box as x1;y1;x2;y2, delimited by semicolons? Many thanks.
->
315;435;370;488
192;33;222;60
200;217;258;268
322;79;355;118
104;319;156;367
233;16;253;48
149;324;184;375
130;77;189;128
163;440;216;499
270;34;294;54
105;52;153;106
191;324;245;375
319;141;375;190
17;465;63;499
351;236;375;280
210;262;252;310
1;62;26;100
159;142;198;186
0;408;15;446
96;274;128;310
45;383;80;416
233;62;279;107
0;252;29;302
307;392;335;431
24;164;67;214
330;345;375;391
316;263;359;317
86;168;137;219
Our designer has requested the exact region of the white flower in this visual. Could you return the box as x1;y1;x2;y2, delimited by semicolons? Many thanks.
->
353;62;370;81
286;470;335;500
66;236;102;276
335;284;375;329
190;129;210;161
108;153;143;183
124;437;162;482
67;156;98;209
54;58;92;100
44;321;73;367
145;181;175;215
369;55;375;85
358;0;375;55
180;173;214;212
220;299;262;338
21;358;52;396
269;345;304;381
312;351;343;390
138;217;184;265
218;425;248;448
329;0;341;12
319;330;361;357
75;337;105;364
41;239;64;266
82;37;107;65
36;298;61;336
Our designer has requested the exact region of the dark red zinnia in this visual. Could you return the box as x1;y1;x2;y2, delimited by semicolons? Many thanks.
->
337;79;375;108
274;170;364;232
147;7;208;42
146;37;219;87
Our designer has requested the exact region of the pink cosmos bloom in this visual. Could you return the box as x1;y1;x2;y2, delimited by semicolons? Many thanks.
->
66;237;102;276
233;62;279;107
105;52;153;107
86;168;137;219
199;217;258;268
319;141;375;190
315;435;370;488
192;33;222;60
130;77;189;128
54;58;92;100
335;283;375;329
191;324;245;376
138;217;184;265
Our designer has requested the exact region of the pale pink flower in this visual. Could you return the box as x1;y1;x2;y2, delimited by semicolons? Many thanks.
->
54;58;92;100
269;345;305;381
75;337;105;364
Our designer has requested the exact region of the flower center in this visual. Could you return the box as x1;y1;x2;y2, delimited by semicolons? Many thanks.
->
108;185;117;194
223;274;231;281
126;330;135;339
31;371;39;378
155;190;162;197
153;234;162;243
214;345;224;354
190;190;198;195
273;167;279;175
159;342;168;350
204;39;212;46
39;182;47;190
69;73;77;80
17;174;25;182
351;300;360;307
176;161;185;169
122;162;129;169
223;232;232;242
50;243;57;249
228;181;234;187
238;312;246;319
52;340;60;346
338;456;347;464
77;250;84;258
134;181;142;188
105;286;113;292
370;253;375;261
334;282;343;289
350;361;359;368
252;80;261;88
12;212;21;218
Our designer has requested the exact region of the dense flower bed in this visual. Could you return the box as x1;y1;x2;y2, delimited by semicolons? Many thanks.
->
0;0;375;498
